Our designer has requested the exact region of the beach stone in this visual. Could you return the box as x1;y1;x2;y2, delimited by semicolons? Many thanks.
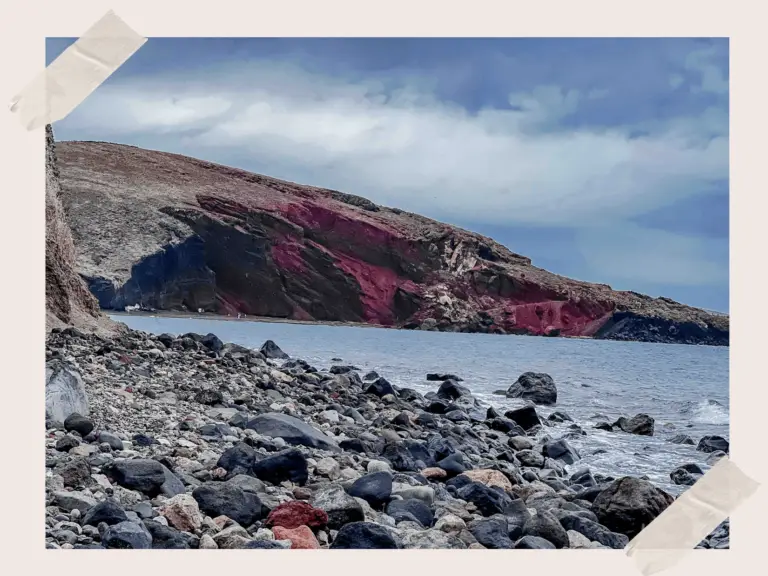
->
559;514;629;549
421;467;447;480
260;340;289;359
515;535;556;549
213;525;251;549
53;491;97;513
516;449;545;468
144;521;198;549
461;469;513;493
246;413;340;452
504;406;541;431
104;459;166;496
391;484;435;506
160;493;202;532
315;457;341;479
266;501;328;530
522;509;569;548
457;482;517;517
470;515;514;549
668;434;695;445
192;483;264;526
63;413;94;437
311;484;365;529
347;471;393;510
435;514;466;534
102;521;152;549
217;442;259;477
273;525;320;549
367;460;392;474
697;435;729;454
436;380;472;401
364;377;397;398
568;530;593;548
55;435;80;452
330;522;399;549
614;414;655;436
199;534;218;549
46;360;89;422
401;528;467;549
82;500;128;527
508;436;534;451
386;498;434;528
592;477;675;538
57;457;91;488
670;467;699;486
544;439;580;464
706;451;727;465
505;372;557;405
98;431;125;451
244;540;290;549
252;449;309;486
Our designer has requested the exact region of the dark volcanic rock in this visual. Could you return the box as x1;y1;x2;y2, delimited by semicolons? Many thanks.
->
697;435;729;454
63;413;94;436
436;380;472;401
614;414;655;436
82;500;128;527
201;332;223;352
544;439;580;464
522;509;569;549
260;340;288;359
104;459;166;496
559;514;629;549
252;449;309;486
193;389;224;406
102;521;152;549
505;372;557;405
457;482;517;517
217;442;259;477
668;434;695;445
311;484;366;530
471;515;514;549
330;522;400;549
427;373;463;382
245;413;340;452
385;498;434;528
347;471;393;510
592;477;675;538
515;535;556;549
192;483;264;526
364;377;397;398
504;406;541;430
144;521;198;549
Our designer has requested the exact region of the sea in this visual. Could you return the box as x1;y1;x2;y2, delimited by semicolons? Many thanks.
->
112;314;729;495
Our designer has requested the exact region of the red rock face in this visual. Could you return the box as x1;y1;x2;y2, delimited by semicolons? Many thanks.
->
56;141;729;346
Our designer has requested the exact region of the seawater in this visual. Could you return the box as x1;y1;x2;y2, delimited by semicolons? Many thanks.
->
112;314;729;495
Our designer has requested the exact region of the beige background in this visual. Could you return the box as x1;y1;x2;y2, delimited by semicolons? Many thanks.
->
0;0;764;573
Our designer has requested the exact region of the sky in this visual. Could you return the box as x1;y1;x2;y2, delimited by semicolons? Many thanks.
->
47;38;729;312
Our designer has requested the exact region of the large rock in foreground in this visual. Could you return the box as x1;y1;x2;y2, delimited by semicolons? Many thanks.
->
45;360;89;422
246;413;341;452
506;372;558;405
592;477;675;538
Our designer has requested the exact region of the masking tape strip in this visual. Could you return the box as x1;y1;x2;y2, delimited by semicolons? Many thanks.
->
626;456;760;575
9;10;146;130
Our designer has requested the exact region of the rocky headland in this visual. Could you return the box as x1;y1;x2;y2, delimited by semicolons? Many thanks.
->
44;327;730;550
56;141;728;346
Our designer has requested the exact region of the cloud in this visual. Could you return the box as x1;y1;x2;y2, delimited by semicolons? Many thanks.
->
575;222;727;287
684;45;729;95
59;57;727;232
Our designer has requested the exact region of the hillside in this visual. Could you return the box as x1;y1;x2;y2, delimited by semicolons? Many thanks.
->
56;141;728;346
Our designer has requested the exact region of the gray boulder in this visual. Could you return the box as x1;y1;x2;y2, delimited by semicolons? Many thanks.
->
45;360;89;422
245;413;340;452
505;372;557;405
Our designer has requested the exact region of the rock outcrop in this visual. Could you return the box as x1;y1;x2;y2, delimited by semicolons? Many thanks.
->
56;141;728;345
45;128;121;336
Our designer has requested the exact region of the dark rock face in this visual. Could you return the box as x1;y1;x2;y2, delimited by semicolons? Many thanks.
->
592;477;675;538
506;373;558;405
614;414;655;436
330;522;400;549
192;483;264;526
697;435;729;454
57;140;728;346
245;413;340;452
252;449;309;486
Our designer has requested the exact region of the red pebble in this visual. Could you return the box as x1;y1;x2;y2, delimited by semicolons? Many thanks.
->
272;525;320;549
266;501;328;530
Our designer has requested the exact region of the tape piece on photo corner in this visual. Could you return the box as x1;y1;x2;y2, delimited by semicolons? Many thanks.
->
625;456;759;576
8;10;146;131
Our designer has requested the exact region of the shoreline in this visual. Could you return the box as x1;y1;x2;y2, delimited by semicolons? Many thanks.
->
45;325;729;550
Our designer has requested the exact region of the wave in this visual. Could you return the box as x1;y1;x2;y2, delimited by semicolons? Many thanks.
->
679;399;729;425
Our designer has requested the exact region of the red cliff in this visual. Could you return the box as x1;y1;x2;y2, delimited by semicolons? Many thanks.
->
56;141;728;346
